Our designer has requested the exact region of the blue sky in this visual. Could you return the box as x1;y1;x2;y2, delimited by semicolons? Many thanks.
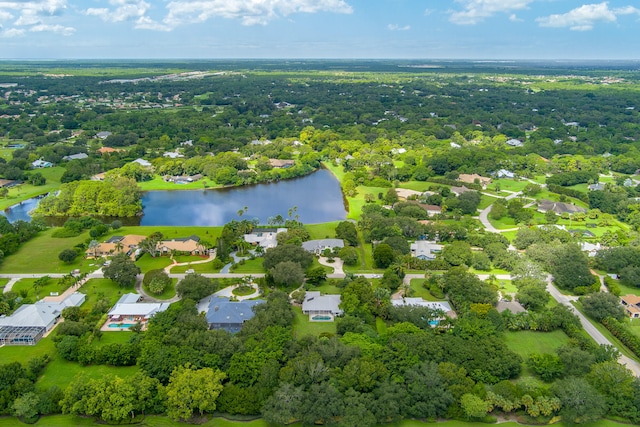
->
0;0;639;59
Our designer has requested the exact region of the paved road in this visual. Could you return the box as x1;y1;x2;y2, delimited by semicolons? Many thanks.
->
477;191;522;233
546;279;640;376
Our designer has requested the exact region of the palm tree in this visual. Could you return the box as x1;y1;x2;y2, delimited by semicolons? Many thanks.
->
114;240;124;254
88;240;100;258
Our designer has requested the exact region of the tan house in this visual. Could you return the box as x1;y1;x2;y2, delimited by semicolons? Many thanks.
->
157;235;207;255
98;147;121;154
458;174;492;188
269;159;295;168
87;235;146;258
621;295;640;318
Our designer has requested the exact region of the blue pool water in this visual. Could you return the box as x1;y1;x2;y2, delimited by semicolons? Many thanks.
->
108;323;135;328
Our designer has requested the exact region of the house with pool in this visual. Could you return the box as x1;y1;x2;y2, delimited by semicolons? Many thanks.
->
391;298;456;326
104;293;170;330
302;291;343;322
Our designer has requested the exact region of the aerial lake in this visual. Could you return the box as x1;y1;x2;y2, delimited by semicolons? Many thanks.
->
1;169;347;226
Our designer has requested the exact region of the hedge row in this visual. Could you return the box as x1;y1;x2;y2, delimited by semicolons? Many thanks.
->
547;184;590;203
602;317;640;358
428;177;482;191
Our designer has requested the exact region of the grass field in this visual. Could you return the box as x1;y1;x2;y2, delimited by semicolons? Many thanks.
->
408;279;440;300
306;221;340;239
231;258;266;274
79;278;130;312
0;228;94;274
10;277;70;301
504;330;571;358
137;176;221;191
292;306;336;338
135;253;174;273
0;166;65;210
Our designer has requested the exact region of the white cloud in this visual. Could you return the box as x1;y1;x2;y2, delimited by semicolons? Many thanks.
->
1;27;23;37
509;13;523;22
162;0;353;28
449;0;533;25
388;23;410;31
85;0;150;23
0;10;14;21
134;15;170;31
536;2;639;31
30;23;74;35
0;0;68;26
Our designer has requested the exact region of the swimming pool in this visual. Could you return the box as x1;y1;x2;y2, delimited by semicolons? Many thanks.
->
108;323;135;328
311;315;332;321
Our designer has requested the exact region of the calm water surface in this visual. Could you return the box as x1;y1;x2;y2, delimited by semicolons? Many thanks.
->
1;169;347;226
140;169;346;226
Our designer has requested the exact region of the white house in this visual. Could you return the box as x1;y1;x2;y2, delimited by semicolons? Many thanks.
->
506;139;524;147
244;228;287;249
302;291;343;321
106;293;170;329
410;240;442;260
132;158;152;168
62;153;89;161
32;159;53;168
302;239;344;255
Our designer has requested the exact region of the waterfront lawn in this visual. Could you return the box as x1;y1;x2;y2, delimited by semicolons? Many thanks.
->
306;221;340;239
0;228;93;274
104;226;223;243
137;176;220;191
292;306;336;338
0;166;65;210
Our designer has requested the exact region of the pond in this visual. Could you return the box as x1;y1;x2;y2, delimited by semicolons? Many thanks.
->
1;169;347;226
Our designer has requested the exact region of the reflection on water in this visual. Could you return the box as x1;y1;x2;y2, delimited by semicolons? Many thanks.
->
1;169;347;226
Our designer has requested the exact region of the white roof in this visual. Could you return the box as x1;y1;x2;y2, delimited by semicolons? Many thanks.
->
244;228;287;248
302;239;344;252
0;292;86;329
410;240;442;259
391;298;452;312
302;291;343;315
108;302;170;318
132;158;152;167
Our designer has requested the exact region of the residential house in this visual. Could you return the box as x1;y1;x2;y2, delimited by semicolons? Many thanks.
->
391;147;407;155
86;234;146;258
244;228;287;249
450;142;461;148
623;178;634;187
157;235;206;255
62;153;89;161
91;172;106;181
621;295;640;318
580;241;602;257
0;179;18;188
395;188;423;200
205;298;265;333
132;158;152;168
31;159;53;168
410;240;442;260
302;239;344;255
588;183;605;191
495;169;515;179
451;186;473;196
96;131;113;139
0;292;86;345
421;204;442;217
97;146;120;154
302;291;343;321
106;293;170;329
269;159;295;168
180;140;193;147
391;298;456;325
496;300;527;314
506;139;524;147
163;151;184;159
537;200;587;215
458;174;492;188
163;174;203;184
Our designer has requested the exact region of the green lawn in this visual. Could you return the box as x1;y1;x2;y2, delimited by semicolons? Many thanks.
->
306;221;340;239
10;277;70;301
492;178;532;192
408;279;440;300
311;281;343;295
137;176;221;191
487;215;518;230
37;356;140;390
171;261;219;273
135;253;174;273
617;281;640;297
477;195;498;210
104;226;222;244
0;228;94;274
292;306;336;338
0;335;56;364
79;278;130;313
230;258;266;274
0;166;65;210
142;278;177;300
504;330;570;358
